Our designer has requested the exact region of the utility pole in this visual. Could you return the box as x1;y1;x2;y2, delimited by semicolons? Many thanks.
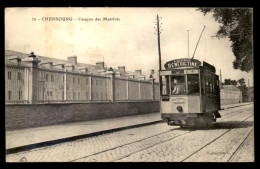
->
187;30;190;58
219;69;222;89
154;14;163;95
248;79;250;102
156;15;162;72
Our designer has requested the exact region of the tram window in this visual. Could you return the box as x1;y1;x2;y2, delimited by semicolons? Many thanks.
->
202;78;205;94
206;79;210;94
187;74;199;94
162;75;170;95
171;76;186;95
214;78;219;94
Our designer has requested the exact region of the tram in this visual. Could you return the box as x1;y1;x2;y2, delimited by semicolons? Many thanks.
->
159;58;221;127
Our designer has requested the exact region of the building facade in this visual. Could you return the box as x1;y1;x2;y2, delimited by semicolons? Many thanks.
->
5;50;160;104
220;85;243;105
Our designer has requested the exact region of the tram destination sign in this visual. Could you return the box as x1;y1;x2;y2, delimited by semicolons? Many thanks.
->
164;58;201;69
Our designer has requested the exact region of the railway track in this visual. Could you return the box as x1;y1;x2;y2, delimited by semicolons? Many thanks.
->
71;107;253;162
181;115;253;162
227;128;254;162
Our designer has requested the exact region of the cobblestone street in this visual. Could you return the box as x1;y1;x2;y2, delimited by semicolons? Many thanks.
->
6;104;254;162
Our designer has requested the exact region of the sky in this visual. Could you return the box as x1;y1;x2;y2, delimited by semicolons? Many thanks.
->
5;7;253;87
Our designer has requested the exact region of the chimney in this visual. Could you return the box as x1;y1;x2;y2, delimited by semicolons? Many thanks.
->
150;69;154;76
28;52;36;58
96;62;104;69
115;72;121;77
118;66;125;72
135;69;142;75
67;56;77;65
65;64;75;71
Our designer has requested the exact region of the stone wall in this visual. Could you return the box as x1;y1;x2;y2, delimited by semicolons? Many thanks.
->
5;101;159;130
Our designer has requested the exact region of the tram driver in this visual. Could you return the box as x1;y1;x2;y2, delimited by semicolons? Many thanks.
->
171;77;185;94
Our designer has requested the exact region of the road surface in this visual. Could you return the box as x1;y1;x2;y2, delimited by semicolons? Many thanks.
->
6;104;254;162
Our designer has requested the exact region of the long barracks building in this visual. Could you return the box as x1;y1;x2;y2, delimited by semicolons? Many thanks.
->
5;50;160;104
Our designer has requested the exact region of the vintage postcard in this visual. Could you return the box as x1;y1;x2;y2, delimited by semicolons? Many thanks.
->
5;7;254;162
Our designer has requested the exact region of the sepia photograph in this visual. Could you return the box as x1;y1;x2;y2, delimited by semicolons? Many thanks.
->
5;7;254;162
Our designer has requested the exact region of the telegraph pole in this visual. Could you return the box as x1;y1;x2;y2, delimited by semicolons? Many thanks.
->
219;69;222;89
154;15;163;95
248;79;250;102
157;15;162;72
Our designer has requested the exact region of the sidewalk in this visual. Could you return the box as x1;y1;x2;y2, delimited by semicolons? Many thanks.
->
220;102;252;109
6;102;252;154
6;112;161;152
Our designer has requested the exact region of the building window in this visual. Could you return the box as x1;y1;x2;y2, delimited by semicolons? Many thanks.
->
73;77;75;84
86;92;88;99
8;72;11;80
78;92;80;99
63;76;64;82
96;80;98;86
86;78;88;84
45;74;48;82
62;92;64;100
73;92;76;99
8;91;12;100
47;91;52;96
51;75;54;82
18;72;22;80
78;78;80;84
18;90;22;100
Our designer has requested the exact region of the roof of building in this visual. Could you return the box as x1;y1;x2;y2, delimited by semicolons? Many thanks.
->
222;85;241;91
5;50;153;81
248;86;254;91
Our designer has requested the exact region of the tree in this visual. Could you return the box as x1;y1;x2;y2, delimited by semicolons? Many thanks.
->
236;78;249;102
237;78;246;86
223;78;237;85
197;8;253;72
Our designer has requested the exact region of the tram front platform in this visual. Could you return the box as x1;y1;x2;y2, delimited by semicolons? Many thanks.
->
5;102;252;154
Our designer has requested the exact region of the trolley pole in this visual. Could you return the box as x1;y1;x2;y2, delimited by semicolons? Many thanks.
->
192;26;206;59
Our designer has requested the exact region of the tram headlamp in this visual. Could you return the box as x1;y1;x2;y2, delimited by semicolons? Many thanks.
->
177;106;183;112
